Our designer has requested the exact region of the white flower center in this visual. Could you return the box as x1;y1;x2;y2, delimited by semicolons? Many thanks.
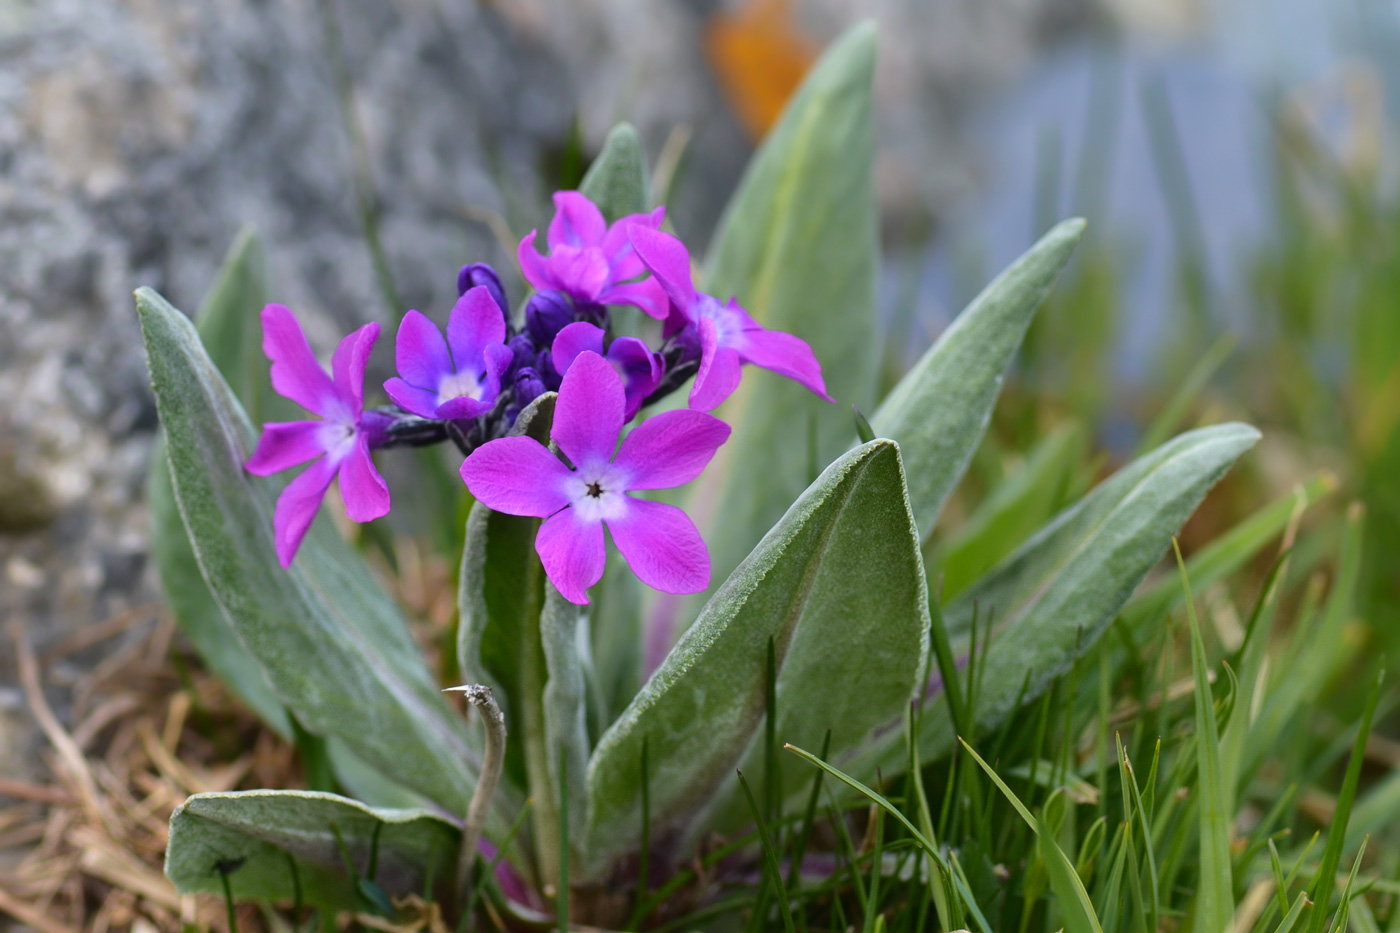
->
438;369;483;406
567;466;629;522
318;421;356;460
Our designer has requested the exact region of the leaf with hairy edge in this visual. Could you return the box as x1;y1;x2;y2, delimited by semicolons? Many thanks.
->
147;229;292;736
584;440;928;876
883;423;1259;767
579;123;648;222
694;22;880;594
165;791;457;910
138;286;497;818
873;218;1086;540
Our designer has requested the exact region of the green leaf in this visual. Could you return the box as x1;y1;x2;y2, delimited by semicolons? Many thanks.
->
540;582;591;859
147;230;291;737
1176;543;1234;933
137;286;488;816
579;123;649;222
165;790;457;910
458;395;556;792
934;422;1085;598
694;21;881;592
962;739;1103;933
584;440;928;875
905;423;1260;765
872;218;1086;539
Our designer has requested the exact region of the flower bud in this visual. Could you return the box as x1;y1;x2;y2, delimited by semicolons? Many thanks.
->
457;263;508;315
524;290;574;347
512;366;548;408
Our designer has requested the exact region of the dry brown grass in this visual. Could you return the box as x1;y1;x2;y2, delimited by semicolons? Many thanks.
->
1;608;298;933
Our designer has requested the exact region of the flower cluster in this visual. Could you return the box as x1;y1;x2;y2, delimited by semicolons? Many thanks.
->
247;191;830;603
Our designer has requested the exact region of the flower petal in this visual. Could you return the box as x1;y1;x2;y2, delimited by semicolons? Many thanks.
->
548;191;607;250
606;498;709;595
536;507;606;605
435;395;494;421
383;377;440;419
550;322;605;377
602;206;666;282
447;286;507;369
394;309;451;392
606;336;663;420
261;304;338;417
330;322;380;417
552;351;624;470
738;325;832;401
271;455;338;568
613;409;730;491
597;277;671;320
246;421;330;476
627;226;696;312
688;318;743;411
517;230;557;291
338;434;391;522
460;436;574;517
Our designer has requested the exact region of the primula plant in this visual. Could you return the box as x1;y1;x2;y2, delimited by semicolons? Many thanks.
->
137;23;1371;932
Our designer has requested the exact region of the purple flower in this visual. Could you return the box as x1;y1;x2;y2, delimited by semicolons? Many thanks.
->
456;262;508;316
551;321;663;422
517;192;668;318
245;305;391;568
628;225;832;412
459;352;729;605
383;286;514;421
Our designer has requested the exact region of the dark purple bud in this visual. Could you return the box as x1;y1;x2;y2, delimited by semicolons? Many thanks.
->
457;263;508;315
512;366;548;408
536;349;562;390
505;334;536;379
574;300;608;328
524;290;574;347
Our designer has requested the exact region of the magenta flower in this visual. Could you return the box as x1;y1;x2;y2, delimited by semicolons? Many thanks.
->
245;305;391;568
383;286;514;421
459;352;729;605
627;225;832;412
518;192;668;317
551;321;662;422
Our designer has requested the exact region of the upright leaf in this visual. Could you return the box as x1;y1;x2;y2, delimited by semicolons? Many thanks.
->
138;287;493;816
872;218;1086;539
695;22;880;591
579;123;648;222
892;423;1259;766
147;229;290;736
165;790;457;910
585;440;928;875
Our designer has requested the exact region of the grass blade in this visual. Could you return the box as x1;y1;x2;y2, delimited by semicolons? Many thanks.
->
1175;538;1234;933
737;770;796;933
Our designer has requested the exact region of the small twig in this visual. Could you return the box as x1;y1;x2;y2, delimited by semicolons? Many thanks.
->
444;685;507;918
10;623;116;835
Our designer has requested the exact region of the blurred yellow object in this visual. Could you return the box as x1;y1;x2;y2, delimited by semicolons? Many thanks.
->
706;0;817;138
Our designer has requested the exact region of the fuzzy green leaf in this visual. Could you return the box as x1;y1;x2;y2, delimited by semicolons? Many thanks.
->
147;230;291;737
873;218;1086;540
579;123;649;222
165;790;457;910
584;440;928;875
137;286;486;815
901;423;1259;765
694;21;881;593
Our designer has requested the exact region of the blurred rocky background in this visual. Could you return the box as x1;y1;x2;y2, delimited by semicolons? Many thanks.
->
2;0;1387;784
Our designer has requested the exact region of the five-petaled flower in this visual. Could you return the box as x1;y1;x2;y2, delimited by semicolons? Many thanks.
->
518;192;667;317
245;305;391;568
628;225;831;411
459;351;730;605
384;286;514;420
